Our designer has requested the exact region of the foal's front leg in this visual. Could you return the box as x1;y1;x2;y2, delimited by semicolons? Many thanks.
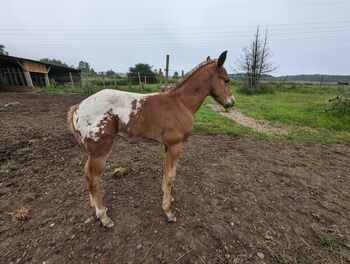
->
162;146;174;203
162;142;183;222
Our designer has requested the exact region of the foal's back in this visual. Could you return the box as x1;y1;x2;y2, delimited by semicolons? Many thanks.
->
72;89;194;143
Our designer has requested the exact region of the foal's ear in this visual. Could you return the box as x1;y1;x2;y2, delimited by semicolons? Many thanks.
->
206;56;211;61
217;51;227;68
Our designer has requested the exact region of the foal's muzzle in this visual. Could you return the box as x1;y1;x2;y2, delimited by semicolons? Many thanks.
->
224;97;235;109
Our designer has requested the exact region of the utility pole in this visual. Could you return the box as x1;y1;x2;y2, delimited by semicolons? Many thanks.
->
138;72;143;92
102;73;105;88
320;76;324;88
165;54;169;90
159;69;163;88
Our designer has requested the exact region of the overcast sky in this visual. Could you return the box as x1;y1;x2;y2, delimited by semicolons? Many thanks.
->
1;0;349;75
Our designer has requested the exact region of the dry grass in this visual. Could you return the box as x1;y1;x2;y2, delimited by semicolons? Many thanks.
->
112;167;128;177
12;206;30;221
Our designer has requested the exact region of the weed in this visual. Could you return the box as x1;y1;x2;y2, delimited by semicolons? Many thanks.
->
337;191;350;201
0;159;13;173
184;154;194;163
12;206;30;221
311;226;350;262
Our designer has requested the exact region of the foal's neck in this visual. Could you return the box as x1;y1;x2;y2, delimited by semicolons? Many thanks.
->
173;68;212;114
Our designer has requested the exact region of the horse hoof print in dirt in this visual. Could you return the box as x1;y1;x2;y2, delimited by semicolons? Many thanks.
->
67;51;235;227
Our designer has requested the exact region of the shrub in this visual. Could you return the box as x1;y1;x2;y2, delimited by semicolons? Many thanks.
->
81;84;100;95
237;81;275;95
337;98;350;113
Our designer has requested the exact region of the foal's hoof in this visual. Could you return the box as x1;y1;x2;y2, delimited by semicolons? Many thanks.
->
101;216;114;228
96;208;114;228
167;215;177;223
105;220;114;228
171;196;175;203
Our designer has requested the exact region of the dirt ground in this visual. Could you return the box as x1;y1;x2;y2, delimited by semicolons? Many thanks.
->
0;92;349;264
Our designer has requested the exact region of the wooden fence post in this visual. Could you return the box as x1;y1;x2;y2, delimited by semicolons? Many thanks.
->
165;54;169;90
69;72;74;87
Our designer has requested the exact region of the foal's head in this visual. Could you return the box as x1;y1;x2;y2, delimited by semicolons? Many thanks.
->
209;51;235;108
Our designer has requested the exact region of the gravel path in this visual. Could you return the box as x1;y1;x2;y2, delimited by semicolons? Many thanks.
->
209;104;289;135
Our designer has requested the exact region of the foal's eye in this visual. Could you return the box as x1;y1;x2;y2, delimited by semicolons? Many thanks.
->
224;79;230;84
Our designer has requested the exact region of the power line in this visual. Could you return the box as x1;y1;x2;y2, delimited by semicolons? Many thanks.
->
4;37;350;51
2;29;350;42
1;21;350;32
2;26;350;36
3;32;350;44
1;2;349;12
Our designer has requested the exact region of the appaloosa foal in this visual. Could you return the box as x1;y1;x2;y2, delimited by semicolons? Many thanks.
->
67;51;235;227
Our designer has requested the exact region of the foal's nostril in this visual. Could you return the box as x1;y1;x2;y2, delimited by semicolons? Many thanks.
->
224;102;233;108
224;98;235;108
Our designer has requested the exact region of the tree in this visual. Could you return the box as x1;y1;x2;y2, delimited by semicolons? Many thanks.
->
105;69;119;77
172;71;179;80
78;60;97;75
127;63;157;84
40;58;68;67
77;60;96;75
237;27;276;94
0;44;9;55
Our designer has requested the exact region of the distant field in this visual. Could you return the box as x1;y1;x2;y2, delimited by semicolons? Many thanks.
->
42;81;350;144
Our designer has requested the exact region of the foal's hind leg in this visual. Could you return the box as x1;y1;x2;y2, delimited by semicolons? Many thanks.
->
85;136;115;227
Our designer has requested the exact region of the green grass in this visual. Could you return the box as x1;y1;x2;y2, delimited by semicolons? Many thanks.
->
43;84;100;95
43;83;160;96
232;83;350;143
235;91;349;130
194;105;266;139
311;226;350;262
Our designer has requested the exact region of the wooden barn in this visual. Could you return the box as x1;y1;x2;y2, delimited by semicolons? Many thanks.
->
0;55;82;92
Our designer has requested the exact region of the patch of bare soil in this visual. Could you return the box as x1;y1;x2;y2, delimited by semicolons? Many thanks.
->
209;104;289;135
1;92;350;263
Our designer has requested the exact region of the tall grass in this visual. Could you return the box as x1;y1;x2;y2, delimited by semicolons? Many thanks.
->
43;83;161;96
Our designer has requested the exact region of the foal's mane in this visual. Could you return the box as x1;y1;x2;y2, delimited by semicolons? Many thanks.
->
169;59;217;92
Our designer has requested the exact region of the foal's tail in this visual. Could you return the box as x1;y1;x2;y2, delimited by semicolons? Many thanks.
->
67;104;85;149
67;104;78;135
